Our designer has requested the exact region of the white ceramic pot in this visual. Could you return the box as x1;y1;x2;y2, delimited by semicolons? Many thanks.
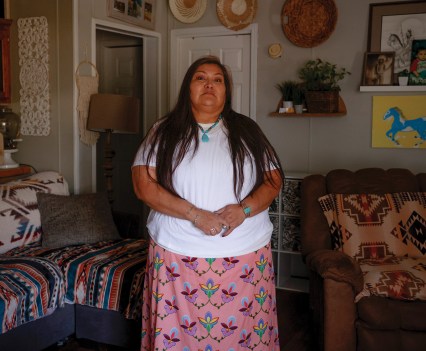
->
294;104;304;114
398;76;408;86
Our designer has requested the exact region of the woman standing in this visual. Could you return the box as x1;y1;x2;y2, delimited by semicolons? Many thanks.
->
133;55;284;350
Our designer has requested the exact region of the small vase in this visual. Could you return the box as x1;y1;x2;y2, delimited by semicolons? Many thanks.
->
294;104;304;114
398;76;408;86
283;101;294;113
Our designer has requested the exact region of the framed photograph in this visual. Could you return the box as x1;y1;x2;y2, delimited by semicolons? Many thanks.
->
362;52;395;86
368;1;426;75
408;38;426;85
107;0;156;30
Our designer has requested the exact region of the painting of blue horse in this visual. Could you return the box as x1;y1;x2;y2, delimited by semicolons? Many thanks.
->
384;107;426;146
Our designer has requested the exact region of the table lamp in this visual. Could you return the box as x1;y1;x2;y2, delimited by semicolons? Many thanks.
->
0;107;21;169
87;93;140;204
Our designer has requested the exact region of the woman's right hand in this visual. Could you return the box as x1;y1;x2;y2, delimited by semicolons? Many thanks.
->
190;208;230;237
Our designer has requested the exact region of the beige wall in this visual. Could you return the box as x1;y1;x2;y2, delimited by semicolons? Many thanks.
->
8;0;426;193
167;0;425;174
10;0;74;187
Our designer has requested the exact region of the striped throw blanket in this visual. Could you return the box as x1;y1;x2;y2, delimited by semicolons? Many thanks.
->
1;239;148;335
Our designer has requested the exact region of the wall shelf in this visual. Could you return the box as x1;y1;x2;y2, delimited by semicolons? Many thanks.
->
269;96;347;117
359;85;426;92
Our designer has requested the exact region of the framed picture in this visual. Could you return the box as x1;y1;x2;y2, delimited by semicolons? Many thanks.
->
107;0;156;30
372;96;426;149
367;1;426;75
362;52;395;86
408;38;426;85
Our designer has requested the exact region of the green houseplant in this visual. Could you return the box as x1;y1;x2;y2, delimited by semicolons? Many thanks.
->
275;80;299;112
298;58;350;113
292;84;304;114
276;80;298;101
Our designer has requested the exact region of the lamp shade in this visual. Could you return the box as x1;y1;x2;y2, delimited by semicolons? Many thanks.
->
87;94;140;133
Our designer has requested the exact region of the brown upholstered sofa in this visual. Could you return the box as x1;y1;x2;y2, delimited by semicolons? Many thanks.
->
300;168;426;351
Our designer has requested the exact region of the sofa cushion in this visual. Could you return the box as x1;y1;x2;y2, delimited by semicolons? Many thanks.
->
356;256;426;302
357;295;426;330
0;256;65;334
318;192;426;259
5;239;148;320
37;192;120;249
0;171;69;254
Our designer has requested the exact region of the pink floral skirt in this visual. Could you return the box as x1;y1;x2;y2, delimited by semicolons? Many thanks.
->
141;239;280;351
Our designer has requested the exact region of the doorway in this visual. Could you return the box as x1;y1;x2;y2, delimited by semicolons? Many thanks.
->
93;24;160;237
95;29;143;224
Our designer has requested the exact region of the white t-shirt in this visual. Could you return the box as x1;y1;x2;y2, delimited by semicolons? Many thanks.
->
132;120;273;258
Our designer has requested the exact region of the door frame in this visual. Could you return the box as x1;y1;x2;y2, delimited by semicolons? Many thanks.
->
79;18;162;192
170;24;258;120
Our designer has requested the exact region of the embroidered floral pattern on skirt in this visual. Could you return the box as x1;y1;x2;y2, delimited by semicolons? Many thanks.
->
141;239;280;350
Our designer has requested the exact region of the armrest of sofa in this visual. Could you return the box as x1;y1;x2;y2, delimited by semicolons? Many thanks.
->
307;249;362;351
306;249;364;294
112;210;141;239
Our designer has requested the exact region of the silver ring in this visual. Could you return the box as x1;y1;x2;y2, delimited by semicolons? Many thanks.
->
222;225;228;230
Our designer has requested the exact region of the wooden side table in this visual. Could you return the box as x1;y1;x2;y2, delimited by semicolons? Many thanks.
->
0;165;34;183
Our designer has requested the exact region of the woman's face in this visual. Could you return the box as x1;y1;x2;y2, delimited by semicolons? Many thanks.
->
190;63;226;120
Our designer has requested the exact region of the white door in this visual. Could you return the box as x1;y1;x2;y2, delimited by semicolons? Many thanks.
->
171;25;257;119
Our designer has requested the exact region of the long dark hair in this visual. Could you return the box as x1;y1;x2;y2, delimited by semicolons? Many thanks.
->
143;55;284;200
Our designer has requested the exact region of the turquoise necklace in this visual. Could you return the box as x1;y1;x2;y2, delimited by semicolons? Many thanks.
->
197;115;222;142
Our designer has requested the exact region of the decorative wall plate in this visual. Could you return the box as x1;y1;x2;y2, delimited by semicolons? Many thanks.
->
268;43;283;59
169;0;207;24
217;0;257;31
281;0;338;48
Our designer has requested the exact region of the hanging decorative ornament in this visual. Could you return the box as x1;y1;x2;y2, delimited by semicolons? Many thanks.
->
268;43;283;59
169;0;207;24
281;0;338;48
216;0;257;31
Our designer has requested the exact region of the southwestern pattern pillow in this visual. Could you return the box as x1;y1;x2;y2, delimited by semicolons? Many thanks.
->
0;171;69;254
355;256;426;302
318;192;426;260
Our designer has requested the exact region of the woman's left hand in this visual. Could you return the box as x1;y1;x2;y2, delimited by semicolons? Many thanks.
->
215;204;246;237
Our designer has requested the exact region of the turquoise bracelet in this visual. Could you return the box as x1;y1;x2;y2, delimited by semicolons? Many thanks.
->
241;201;251;218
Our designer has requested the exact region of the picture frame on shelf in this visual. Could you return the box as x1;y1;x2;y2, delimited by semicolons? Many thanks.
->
107;0;156;30
362;52;395;86
408;38;426;86
367;1;426;76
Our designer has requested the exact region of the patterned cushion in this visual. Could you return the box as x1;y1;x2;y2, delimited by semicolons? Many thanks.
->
356;256;426;302
318;192;426;259
0;171;69;254
5;239;148;320
0;256;65;334
37;192;120;249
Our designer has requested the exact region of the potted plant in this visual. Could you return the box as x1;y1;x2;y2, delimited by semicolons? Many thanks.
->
397;69;409;86
276;80;298;112
292;84;304;114
298;58;351;113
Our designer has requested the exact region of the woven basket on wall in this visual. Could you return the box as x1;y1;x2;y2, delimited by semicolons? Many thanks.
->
304;91;339;113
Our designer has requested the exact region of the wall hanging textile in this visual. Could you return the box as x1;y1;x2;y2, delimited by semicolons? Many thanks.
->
217;0;257;31
75;60;100;146
169;0;207;23
281;0;337;48
18;16;50;136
